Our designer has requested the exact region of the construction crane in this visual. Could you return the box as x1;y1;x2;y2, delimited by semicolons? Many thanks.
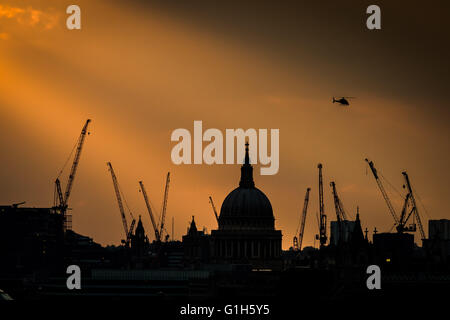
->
209;196;219;224
365;159;400;225
402;171;426;240
139;180;161;242
317;164;327;247
397;192;416;234
127;219;136;245
330;181;348;245
63;119;91;208
54;119;91;231
330;181;348;221
107;162;135;246
159;172;170;241
293;188;311;251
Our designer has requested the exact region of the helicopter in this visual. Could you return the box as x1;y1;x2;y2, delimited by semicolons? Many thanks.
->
333;96;355;106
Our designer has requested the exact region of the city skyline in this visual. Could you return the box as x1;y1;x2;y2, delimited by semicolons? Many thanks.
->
1;0;449;249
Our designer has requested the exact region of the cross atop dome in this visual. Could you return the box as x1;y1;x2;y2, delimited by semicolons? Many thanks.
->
244;141;250;165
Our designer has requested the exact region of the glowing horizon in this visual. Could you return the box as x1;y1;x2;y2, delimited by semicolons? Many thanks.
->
1;0;449;249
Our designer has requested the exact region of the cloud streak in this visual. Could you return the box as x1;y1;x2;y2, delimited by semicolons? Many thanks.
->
0;5;59;32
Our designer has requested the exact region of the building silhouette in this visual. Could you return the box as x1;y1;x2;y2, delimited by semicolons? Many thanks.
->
0;205;64;273
182;216;210;267
210;142;282;270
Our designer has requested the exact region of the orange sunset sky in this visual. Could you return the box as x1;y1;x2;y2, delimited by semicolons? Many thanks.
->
1;0;449;249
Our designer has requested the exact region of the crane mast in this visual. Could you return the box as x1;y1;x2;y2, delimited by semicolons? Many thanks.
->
402;171;425;240
139;180;160;242
209;196;219;224
365;159;399;225
107;162;129;242
159;172;170;240
318;164;327;247
293;236;299;250
297;188;311;251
